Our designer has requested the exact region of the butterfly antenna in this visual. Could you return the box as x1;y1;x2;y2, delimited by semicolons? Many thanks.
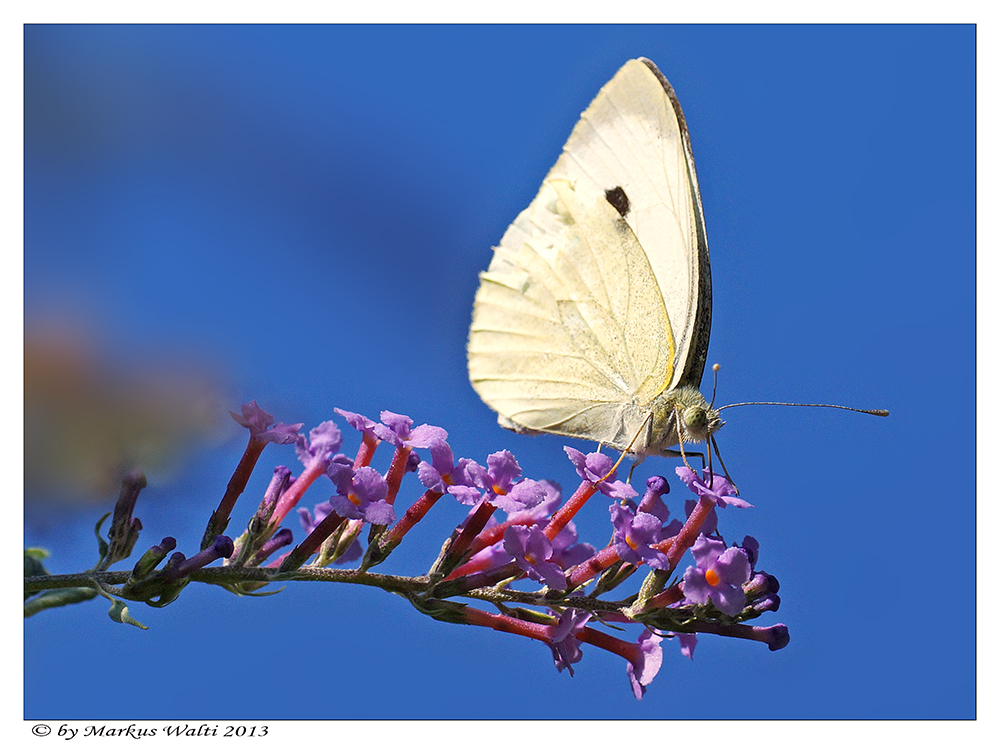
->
709;363;721;408
717;401;889;416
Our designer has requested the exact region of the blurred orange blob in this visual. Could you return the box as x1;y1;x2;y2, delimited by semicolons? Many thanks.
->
24;318;231;506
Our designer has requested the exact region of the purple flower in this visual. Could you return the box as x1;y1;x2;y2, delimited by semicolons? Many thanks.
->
738;535;760;570
334;408;378;436
417;440;483;505
675;633;697;660
297;500;335;535
521;479;562;520
676;467;753;509
682;534;752;617
373;411;448;450
626;628;664;700
464;451;546;514
550;519;597;570
329;466;395;525
637;476;671;521
549;608;591;676
325;453;356;493
503;524;567;590
295;421;343;470
610;504;671;570
564;447;638;501
636;476;683;539
230;401;302;444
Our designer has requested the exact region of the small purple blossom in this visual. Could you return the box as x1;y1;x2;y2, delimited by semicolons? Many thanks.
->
675;632;697;660
738;535;760;569
637;476;671;521
334;408;378;436
298;500;335;535
295;421;343;470
549;519;597;571
676;467;753;509
230;401;303;444
564;447;638;501
636;476;682;539
329;466;395;525
626;628;664;700
610;504;671;570
373;411;448;450
682;534;752;617
520;479;562;520
325;453;356;493
417;440;483;506
464;451;546;514
549;608;591;675
503;524;567;590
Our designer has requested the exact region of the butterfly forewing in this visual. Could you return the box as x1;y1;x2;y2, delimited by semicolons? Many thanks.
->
468;58;711;452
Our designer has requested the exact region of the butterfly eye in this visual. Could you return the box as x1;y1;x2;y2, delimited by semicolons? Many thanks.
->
683;406;708;434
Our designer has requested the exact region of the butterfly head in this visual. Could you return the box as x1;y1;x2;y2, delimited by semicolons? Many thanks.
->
681;400;723;444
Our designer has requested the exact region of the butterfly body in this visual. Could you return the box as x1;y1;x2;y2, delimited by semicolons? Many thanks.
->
468;58;721;461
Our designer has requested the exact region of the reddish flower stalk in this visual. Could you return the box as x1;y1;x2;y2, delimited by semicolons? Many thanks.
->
202;437;267;548
446;499;498;565
460;607;648;675
650;535;677;554
576;625;640;661
269;462;328;529
353;431;379;468
464;510;543;556
645;582;685;610
383;446;412;506
434;562;523;597
382;488;443;547
459;605;555;642
664;493;716;572
566;544;622;589
444;511;546;580
442;548;499;581
680;620;790;650
543;480;599;543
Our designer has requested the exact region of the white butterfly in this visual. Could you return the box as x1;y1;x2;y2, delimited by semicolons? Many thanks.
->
468;58;720;464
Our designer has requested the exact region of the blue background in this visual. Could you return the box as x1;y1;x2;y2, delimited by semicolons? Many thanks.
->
23;25;975;719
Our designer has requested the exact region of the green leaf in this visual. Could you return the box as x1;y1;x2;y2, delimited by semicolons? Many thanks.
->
24;587;99;617
107;595;148;630
93;512;112;564
91;581;148;630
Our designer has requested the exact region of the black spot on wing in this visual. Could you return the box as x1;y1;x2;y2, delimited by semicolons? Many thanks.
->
604;186;630;218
